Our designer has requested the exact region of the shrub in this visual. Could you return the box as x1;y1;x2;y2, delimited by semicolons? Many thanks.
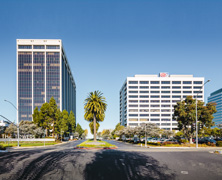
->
216;141;222;147
147;142;161;146
207;142;216;147
0;144;6;150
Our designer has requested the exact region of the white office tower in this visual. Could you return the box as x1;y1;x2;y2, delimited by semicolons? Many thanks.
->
119;73;204;130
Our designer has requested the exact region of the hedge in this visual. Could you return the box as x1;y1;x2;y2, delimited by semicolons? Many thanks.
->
216;141;222;147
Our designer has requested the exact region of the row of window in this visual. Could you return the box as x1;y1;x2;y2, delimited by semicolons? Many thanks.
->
129;86;202;89
18;45;60;49
129;109;172;112
129;95;202;98
129;81;203;84
129;90;202;94
129;114;172;117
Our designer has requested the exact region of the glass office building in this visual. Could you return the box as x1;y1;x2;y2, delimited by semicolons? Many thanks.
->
17;39;76;123
208;88;222;126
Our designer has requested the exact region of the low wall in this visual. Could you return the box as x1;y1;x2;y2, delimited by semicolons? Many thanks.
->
0;138;55;142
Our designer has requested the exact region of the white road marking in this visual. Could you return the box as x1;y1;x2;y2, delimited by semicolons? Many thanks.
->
181;171;188;174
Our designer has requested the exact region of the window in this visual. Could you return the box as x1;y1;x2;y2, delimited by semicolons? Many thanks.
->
129;81;138;84
194;95;203;98
194;86;202;89
151;91;160;93
129;86;138;89
194;81;202;84
46;45;60;49
161;118;170;121
140;86;149;89
161;100;170;103
172;100;180;103
183;91;192;93
140;81;149;84
18;45;32;49
151;81;159;84
129;109;138;112
172;91;181;93
129;100;138;103
140;95;149;98
140;100;149;103
150;109;160;112
34;45;45;49
129;91;138;93
172;81;181;84
140;91;149;93
140;114;149;116
129;95;138;98
161;95;170;98
151;105;160;107
194;91;202;94
151;100;160;103
183;81;192;84
172;123;178;126
161;123;171;126
129;119;138;121
150;119;160;121
161;91;170;93
140;105;149;107
129;105;138;107
172;95;181;98
161;81;170;84
129;114;138;117
151;86;159;89
129;123;138;126
151;114;160;117
161;104;170;107
172;86;181;89
140;119;149;121
140;109;149;112
183;86;191;89
161;86;170;89
162;114;171;117
151;95;160;98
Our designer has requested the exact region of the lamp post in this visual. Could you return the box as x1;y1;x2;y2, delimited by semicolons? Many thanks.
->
4;100;20;147
195;80;210;148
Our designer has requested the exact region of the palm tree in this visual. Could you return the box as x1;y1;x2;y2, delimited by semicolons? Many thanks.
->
84;91;107;141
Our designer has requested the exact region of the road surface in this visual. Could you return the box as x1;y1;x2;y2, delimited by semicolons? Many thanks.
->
0;140;222;180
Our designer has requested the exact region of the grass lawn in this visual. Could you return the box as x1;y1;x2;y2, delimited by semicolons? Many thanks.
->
77;139;117;148
0;141;59;148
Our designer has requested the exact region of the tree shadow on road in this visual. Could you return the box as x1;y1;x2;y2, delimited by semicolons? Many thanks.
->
84;150;176;180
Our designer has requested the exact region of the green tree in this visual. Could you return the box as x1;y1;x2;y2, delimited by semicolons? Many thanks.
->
89;121;100;135
75;123;84;138
68;111;76;134
111;123;124;138
55;108;62;139
33;107;40;126
59;110;69;136
173;96;217;143
39;102;51;136
84;91;107;141
49;96;58;137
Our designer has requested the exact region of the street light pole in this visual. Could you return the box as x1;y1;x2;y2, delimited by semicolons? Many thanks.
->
145;124;147;148
4;100;20;147
195;80;210;148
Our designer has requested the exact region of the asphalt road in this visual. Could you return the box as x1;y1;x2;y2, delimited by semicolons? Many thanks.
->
0;140;222;180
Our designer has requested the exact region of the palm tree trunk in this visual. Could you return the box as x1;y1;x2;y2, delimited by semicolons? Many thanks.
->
93;113;96;142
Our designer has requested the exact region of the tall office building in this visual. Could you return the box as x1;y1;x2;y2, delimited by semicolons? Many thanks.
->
120;73;204;130
208;88;222;126
17;39;76;123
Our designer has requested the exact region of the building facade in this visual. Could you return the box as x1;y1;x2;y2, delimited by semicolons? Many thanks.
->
208;88;222;126
120;73;204;130
17;39;76;123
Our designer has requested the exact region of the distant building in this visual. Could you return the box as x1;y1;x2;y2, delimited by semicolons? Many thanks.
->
120;73;205;130
208;88;222;127
17;39;76;123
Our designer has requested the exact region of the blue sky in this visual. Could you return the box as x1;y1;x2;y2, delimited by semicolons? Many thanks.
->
0;0;222;136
